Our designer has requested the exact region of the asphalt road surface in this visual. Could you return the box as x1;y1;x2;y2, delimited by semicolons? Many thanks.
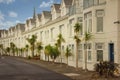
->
0;56;72;80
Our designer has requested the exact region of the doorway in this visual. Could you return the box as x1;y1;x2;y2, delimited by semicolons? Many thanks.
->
109;43;114;62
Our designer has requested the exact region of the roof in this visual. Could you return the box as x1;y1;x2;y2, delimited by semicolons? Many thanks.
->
26;19;29;26
1;29;5;32
37;14;41;21
63;0;73;6
9;27;13;31
11;27;15;31
19;24;25;32
53;4;60;13
42;11;52;18
30;18;36;24
5;30;8;34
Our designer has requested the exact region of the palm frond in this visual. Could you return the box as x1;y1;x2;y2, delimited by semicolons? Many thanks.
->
74;35;81;43
84;32;93;41
65;46;72;58
74;23;82;33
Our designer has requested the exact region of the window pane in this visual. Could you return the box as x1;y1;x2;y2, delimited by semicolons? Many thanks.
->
78;17;83;22
88;51;91;61
83;0;89;9
97;17;103;32
95;43;104;49
99;0;106;4
78;44;82;49
69;44;74;61
89;0;94;6
84;43;92;49
97;50;103;61
78;50;83;61
94;0;99;5
88;19;92;32
85;20;87;32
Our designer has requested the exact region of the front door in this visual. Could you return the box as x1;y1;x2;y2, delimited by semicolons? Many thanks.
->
109;43;114;62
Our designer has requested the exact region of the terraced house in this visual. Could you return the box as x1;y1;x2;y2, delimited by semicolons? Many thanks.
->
0;0;120;70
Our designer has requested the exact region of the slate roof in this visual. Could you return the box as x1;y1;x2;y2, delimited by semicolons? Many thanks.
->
37;14;42;21
11;27;15;31
53;4;60;13
64;0;73;6
26;19;29;26
42;11;52;18
8;27;12;31
18;23;25;31
5;30;8;34
30;18;36;24
0;30;4;35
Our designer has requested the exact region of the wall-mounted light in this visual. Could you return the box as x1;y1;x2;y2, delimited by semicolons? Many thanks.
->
114;21;120;24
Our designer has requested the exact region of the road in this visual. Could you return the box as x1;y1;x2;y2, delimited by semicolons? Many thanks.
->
0;56;72;80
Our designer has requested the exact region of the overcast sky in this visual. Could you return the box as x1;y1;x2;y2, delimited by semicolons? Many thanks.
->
0;0;61;29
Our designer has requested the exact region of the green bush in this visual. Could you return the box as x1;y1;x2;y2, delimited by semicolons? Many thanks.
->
27;56;31;59
94;61;119;78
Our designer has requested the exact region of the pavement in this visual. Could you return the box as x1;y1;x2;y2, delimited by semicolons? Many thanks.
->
0;56;72;80
1;56;120;80
15;57;90;80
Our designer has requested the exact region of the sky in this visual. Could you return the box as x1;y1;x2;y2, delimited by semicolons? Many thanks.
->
0;0;61;29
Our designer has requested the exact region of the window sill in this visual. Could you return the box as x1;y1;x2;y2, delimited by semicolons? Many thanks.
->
87;60;92;63
96;32;104;34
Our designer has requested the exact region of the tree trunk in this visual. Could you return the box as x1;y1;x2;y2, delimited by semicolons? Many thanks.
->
59;45;62;63
31;50;33;57
76;42;78;70
32;45;34;57
67;57;68;65
27;51;28;57
48;56;49;62
53;59;55;63
85;42;88;71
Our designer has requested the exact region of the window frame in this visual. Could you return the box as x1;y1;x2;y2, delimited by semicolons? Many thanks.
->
95;43;104;61
96;10;104;33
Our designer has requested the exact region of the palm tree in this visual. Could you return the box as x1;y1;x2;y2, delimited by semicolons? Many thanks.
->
25;44;29;57
84;32;93;71
14;47;19;56
56;33;65;63
44;45;60;62
10;42;16;56
26;35;37;57
6;47;10;55
18;48;21;56
15;47;18;56
50;46;60;62
65;46;72;65
36;42;43;59
0;44;3;56
74;22;82;70
44;44;52;61
19;48;25;57
23;47;26;57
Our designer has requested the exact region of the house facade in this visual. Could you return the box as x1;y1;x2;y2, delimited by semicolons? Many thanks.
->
0;0;120;70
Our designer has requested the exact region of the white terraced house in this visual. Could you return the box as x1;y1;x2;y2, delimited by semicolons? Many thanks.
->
0;0;120;70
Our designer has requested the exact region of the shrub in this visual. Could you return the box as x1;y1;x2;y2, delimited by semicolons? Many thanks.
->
33;55;40;60
27;56;31;59
94;61;119;78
